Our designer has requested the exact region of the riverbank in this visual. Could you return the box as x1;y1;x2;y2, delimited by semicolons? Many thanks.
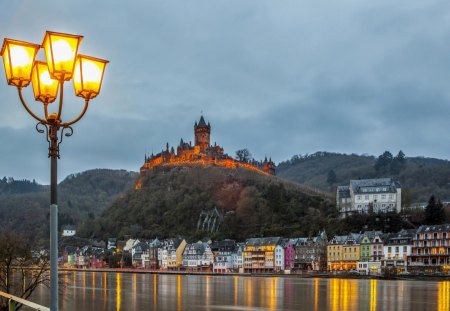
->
59;267;450;281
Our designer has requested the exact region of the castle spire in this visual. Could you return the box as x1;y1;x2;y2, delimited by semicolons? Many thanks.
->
198;115;207;127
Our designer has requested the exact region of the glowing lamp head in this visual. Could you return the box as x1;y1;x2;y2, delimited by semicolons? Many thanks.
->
42;31;83;81
0;39;40;87
73;54;108;100
31;61;59;104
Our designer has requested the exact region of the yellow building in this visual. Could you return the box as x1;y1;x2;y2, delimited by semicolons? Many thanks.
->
342;234;362;271
328;234;362;271
327;235;346;271
243;237;280;273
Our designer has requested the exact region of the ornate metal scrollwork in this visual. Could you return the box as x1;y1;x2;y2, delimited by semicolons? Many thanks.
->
58;126;74;150
35;121;50;144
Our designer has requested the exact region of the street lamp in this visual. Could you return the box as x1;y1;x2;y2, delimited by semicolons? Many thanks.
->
1;31;108;311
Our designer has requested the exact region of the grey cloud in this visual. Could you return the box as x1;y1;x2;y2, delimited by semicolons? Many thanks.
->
1;0;450;182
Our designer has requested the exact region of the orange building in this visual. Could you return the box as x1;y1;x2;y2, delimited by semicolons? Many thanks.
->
137;116;275;188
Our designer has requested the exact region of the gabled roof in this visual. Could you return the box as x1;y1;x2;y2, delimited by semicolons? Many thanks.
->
417;224;450;233
246;237;281;247
350;178;400;194
329;235;347;244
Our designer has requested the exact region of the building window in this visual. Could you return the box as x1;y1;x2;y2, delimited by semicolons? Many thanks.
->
381;195;386;200
365;195;369;200
357;195;361;200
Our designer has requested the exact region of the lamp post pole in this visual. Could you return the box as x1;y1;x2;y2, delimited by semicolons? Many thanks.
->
49;117;59;311
1;32;108;311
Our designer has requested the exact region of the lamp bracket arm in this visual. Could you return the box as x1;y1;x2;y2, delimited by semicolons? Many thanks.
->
17;88;46;124
56;81;64;122
58;125;73;151
61;99;90;127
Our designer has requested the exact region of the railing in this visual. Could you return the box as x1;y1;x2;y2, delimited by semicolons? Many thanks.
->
0;290;49;311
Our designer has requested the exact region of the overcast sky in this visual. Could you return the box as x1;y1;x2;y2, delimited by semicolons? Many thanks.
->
1;1;450;183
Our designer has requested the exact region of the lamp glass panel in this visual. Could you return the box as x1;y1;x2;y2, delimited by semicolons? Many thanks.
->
43;32;83;81
1;39;40;87
73;55;108;99
31;61;58;103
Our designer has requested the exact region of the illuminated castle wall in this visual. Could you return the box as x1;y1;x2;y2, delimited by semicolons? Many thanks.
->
137;116;275;188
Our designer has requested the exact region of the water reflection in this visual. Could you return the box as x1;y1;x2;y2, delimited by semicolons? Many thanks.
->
116;273;121;311
438;281;450;311
370;279;377;311
29;272;450;310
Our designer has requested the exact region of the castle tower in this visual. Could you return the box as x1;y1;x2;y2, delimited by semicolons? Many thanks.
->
194;116;211;151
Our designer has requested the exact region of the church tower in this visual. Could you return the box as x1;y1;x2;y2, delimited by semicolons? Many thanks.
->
194;116;211;151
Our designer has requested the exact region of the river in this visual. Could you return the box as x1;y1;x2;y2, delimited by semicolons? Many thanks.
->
27;272;449;310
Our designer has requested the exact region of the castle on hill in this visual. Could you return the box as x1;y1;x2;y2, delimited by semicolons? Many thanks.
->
139;116;276;179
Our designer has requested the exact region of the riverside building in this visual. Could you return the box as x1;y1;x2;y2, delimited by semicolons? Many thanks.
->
336;178;402;218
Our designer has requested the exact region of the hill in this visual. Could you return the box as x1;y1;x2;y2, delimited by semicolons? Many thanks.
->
94;166;334;241
277;151;450;203
0;169;137;245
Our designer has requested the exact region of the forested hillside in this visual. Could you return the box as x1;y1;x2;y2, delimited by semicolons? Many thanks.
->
277;151;450;203
94;166;334;241
0;169;137;245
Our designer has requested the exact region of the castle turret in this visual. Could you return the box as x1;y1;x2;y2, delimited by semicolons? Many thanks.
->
263;157;276;175
194;115;211;151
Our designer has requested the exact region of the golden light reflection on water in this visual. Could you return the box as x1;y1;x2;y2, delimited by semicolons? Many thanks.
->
314;278;319;311
153;274;157;309
244;278;253;307
205;275;210;306
133;274;137;306
103;272;107;309
438;281;450;311
234;276;238;305
177;275;181;311
329;279;359;311
92;272;96;300
116;273;121;311
370;279;377;311
83;272;86;304
269;277;278;310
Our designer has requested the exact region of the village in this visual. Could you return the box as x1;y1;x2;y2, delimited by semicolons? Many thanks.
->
60;223;450;277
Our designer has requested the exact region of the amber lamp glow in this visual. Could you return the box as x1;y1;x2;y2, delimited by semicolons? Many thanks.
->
31;61;59;104
42;31;83;81
73;54;109;99
0;30;107;311
0;39;40;87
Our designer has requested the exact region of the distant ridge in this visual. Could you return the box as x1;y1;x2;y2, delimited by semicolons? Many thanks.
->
277;151;450;203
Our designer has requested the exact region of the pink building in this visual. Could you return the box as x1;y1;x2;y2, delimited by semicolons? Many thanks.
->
284;239;297;270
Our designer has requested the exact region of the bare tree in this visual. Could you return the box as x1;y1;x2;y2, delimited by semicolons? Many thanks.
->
0;230;49;311
235;149;252;163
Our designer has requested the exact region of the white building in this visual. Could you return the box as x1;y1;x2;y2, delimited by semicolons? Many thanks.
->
182;242;214;270
274;244;285;271
212;240;237;273
381;229;414;273
337;178;401;218
62;225;76;237
232;244;245;272
357;261;382;275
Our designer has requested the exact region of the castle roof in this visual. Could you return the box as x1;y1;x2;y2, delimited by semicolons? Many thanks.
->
197;116;209;128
